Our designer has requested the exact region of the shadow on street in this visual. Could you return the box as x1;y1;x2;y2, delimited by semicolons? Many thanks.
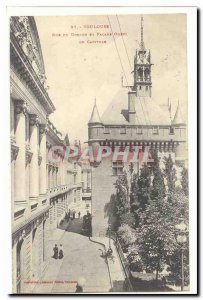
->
57;218;84;235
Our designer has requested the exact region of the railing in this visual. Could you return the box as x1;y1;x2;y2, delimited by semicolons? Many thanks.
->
108;231;133;292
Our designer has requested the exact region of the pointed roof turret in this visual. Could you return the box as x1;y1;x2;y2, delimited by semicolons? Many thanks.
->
64;133;70;146
88;98;102;125
172;101;185;125
138;16;146;53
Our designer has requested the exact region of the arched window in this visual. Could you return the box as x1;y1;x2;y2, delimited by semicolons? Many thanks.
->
144;68;150;81
137;68;143;81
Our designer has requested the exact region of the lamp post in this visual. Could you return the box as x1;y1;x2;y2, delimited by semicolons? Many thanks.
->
175;218;188;291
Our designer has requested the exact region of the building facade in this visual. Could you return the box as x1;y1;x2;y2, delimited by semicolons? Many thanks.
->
10;17;82;293
88;18;187;237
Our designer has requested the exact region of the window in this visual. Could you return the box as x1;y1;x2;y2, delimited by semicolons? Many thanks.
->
169;127;175;135
139;86;142;90
104;127;110;134
74;174;77;184
152;127;159;134
112;160;124;176
120;126;126;134
146;86;148;91
136;126;143;134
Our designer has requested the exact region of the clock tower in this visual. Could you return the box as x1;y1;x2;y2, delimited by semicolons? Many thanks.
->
133;17;152;97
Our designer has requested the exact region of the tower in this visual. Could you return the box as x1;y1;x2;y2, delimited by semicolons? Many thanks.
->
133;17;152;97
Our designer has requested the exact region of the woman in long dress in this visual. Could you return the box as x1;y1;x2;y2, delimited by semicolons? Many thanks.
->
59;244;64;259
53;244;58;259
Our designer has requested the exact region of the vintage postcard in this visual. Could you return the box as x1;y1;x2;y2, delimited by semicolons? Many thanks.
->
8;6;197;294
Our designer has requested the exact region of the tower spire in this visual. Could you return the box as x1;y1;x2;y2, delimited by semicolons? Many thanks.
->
139;16;146;52
141;16;143;47
88;98;102;125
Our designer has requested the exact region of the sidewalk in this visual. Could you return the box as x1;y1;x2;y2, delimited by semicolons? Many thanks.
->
91;237;126;292
33;228;112;293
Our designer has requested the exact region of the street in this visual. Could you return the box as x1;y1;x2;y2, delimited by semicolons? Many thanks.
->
33;219;112;293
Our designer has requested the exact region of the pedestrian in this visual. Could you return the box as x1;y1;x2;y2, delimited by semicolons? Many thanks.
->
73;211;76;219
53;244;58;259
75;284;83;293
59;244;64;259
78;211;81;219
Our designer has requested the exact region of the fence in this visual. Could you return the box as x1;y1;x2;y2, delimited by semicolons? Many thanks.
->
108;231;133;292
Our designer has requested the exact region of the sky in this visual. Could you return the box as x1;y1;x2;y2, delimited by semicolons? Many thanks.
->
35;14;187;144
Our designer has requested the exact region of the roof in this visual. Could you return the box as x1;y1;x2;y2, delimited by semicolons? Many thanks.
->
101;89;129;125
101;88;172;126
88;100;102;125
172;102;185;125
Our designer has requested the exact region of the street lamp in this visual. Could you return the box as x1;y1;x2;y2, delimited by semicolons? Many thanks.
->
175;218;188;291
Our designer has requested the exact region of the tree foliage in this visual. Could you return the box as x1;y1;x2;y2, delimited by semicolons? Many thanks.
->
137;164;151;210
150;151;166;201
114;171;129;228
163;154;177;195
181;167;189;197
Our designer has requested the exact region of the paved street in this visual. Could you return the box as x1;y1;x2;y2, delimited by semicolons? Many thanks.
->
33;219;112;293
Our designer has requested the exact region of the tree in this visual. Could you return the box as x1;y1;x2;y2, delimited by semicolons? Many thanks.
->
163;154;177;195
137;164;151;211
114;171;129;228
150;151;166;201
117;223;136;250
181;167;189;196
136;199;177;281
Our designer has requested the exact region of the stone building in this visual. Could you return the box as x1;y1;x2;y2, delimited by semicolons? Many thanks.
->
10;17;81;293
88;17;187;236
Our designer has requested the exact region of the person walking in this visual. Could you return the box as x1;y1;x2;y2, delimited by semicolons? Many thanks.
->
53;244;58;259
59;244;64;259
78;211;81;219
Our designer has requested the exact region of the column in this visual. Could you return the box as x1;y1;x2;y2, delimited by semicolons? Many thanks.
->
39;124;47;196
14;100;27;202
29;114;39;200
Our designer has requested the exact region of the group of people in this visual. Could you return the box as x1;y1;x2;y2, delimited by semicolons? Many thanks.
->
53;244;64;259
64;209;81;221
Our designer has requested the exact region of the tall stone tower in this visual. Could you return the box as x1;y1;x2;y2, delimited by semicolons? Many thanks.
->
88;17;187;236
133;17;152;97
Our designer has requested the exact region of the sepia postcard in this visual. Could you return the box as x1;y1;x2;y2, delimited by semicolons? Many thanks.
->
8;6;197;294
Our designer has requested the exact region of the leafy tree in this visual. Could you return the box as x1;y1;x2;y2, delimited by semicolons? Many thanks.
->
117;224;137;249
136;199;177;281
137;164;151;210
104;194;120;231
114;171;129;228
150;151;166;201
181;167;189;196
163;154;177;195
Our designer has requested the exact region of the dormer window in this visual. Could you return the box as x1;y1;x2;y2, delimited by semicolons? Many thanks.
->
152;127;159;134
104;127;110;134
169;127;175;135
120;126;126;134
136;126;143;134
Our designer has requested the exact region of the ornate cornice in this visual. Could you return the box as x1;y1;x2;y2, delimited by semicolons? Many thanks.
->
10;30;55;115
